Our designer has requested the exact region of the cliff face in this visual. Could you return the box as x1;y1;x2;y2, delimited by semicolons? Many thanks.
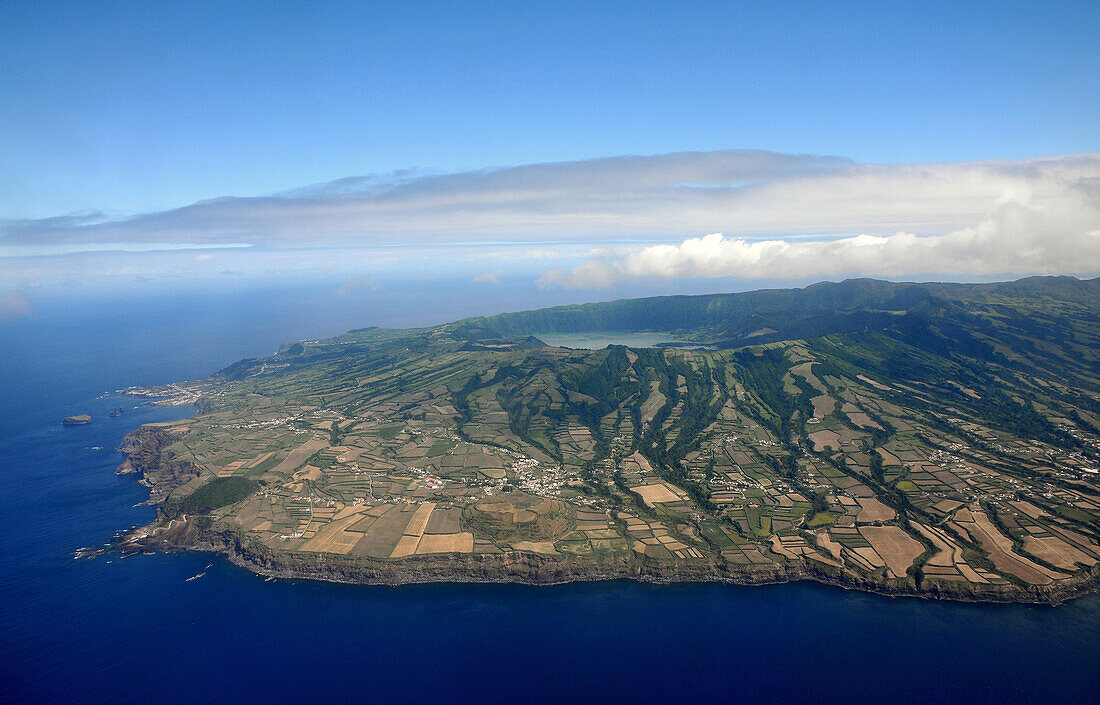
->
111;513;1099;605
115;427;200;505
97;425;1100;605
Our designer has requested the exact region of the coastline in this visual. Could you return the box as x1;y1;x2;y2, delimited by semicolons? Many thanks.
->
91;424;1100;607
127;520;1100;606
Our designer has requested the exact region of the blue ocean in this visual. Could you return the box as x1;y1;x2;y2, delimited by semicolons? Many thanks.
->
2;283;1098;705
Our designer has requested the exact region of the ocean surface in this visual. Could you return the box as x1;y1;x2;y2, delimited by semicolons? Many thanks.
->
2;284;1099;705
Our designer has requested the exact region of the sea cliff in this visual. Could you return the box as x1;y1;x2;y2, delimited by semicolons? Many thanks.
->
96;427;1100;606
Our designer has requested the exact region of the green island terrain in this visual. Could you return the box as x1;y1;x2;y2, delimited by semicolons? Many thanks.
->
90;276;1100;603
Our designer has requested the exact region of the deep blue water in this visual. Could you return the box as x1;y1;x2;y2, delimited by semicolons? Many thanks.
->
2;286;1099;705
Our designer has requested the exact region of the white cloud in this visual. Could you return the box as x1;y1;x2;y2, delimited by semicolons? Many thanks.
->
541;188;1100;287
3;149;1098;284
4;150;1095;248
472;269;503;284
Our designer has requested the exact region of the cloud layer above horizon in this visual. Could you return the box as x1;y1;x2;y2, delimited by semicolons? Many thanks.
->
3;149;1098;287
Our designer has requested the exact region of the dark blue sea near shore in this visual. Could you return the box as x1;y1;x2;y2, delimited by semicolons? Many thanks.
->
2;283;1098;705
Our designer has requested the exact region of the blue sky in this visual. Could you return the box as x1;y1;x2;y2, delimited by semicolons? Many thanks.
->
3;1;1098;219
1;2;1098;299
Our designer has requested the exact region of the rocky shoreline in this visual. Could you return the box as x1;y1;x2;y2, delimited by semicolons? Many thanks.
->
88;425;1100;606
114;426;201;505
103;514;1100;605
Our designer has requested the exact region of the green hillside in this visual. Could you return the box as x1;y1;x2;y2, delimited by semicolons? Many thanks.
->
114;276;1100;600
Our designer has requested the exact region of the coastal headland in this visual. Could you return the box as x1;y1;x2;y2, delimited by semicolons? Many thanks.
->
87;277;1100;604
